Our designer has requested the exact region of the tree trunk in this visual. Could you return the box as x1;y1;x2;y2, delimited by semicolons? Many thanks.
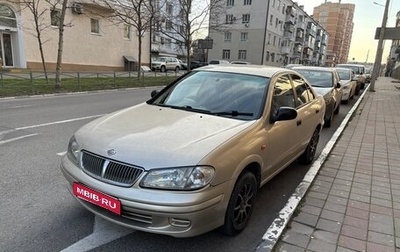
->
55;0;68;89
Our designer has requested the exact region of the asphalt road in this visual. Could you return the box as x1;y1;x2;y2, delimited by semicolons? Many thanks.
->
0;88;360;252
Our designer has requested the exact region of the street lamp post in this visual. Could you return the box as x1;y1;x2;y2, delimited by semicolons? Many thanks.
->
370;0;390;91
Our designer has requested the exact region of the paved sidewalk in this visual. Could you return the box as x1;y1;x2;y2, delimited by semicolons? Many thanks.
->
273;77;400;251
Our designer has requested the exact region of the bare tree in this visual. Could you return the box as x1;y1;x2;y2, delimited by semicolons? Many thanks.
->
156;0;226;70
13;0;51;82
53;0;68;89
92;0;153;77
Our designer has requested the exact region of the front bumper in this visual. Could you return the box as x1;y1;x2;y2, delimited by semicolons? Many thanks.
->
60;155;231;238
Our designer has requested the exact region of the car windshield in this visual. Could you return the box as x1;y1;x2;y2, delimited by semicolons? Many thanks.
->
295;70;333;88
336;69;351;80
149;71;269;120
337;65;360;74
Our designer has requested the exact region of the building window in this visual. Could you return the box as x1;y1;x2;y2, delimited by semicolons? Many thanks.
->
269;14;273;25
273;36;276;46
222;49;231;60
272;0;275;7
166;38;171;48
224;32;232;42
241;32;248;41
268;33;271;44
91;18;100;34
124;24;131;39
275;18;279;28
238;50;247;60
226;14;235;24
227;0;234;6
51;9;61;27
271;53;275;62
266;51;270;61
282;4;285;14
242;14;250;24
166;3;173;15
166;20;173;31
244;0;252;5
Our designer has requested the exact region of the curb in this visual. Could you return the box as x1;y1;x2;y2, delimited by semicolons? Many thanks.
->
255;84;371;252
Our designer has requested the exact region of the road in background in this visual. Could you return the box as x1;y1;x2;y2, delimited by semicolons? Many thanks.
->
0;88;359;252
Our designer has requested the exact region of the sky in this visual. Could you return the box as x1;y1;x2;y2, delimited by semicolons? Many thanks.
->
294;0;400;64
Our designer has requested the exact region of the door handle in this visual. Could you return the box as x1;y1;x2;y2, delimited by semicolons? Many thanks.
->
297;120;302;126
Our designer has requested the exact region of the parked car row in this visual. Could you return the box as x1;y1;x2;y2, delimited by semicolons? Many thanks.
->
61;65;327;238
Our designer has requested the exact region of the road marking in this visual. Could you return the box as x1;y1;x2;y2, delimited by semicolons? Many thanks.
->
60;216;134;252
57;151;67;156
15;114;105;131
9;105;33;109
0;133;39;146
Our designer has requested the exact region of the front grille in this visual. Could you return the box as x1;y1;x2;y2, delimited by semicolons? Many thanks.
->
81;150;144;187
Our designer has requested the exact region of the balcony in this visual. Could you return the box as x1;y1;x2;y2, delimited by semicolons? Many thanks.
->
284;24;295;33
297;22;306;31
281;46;291;55
307;29;316;37
285;14;296;24
286;5;297;17
283;31;294;40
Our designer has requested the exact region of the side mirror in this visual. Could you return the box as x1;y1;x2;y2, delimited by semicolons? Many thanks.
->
151;90;159;98
336;82;341;88
271;107;297;123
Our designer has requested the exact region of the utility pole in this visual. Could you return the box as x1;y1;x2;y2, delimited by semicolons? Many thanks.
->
365;50;370;63
370;0;390;92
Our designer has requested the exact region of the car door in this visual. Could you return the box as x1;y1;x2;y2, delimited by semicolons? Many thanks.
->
264;74;300;175
291;73;321;151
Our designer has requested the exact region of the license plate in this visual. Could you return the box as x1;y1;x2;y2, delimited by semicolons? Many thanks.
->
73;182;121;215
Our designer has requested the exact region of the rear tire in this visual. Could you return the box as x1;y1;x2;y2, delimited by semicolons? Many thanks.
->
220;171;257;236
175;66;180;72
160;65;166;72
324;109;333;128
299;129;320;164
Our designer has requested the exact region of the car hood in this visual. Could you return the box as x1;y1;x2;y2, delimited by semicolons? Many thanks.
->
339;80;350;86
75;103;255;169
312;87;333;97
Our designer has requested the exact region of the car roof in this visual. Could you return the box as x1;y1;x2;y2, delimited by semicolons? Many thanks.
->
292;66;335;72
192;64;294;78
336;63;365;67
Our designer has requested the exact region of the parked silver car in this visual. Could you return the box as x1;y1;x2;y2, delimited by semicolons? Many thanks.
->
151;57;181;72
293;66;342;127
61;65;325;238
336;63;366;92
335;67;357;103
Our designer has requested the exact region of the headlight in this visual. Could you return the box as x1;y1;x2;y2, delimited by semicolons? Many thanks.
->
67;136;81;166
140;166;215;190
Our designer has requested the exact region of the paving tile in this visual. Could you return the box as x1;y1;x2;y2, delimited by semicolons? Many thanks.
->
274;242;306;252
304;196;325;208
368;231;395;247
327;195;348;206
307;237;337;252
346;206;370;220
316;218;342;234
369;220;394;235
288;221;314;236
333;178;352;186
338;235;366;251
330;189;350;199
336;246;357;252
349;192;371;204
324;201;347;214
366;242;395;252
307;191;328;201
343;215;368;229
320;209;345;223
302;204;322;216
281;229;310;248
341;224;368;240
293;211;319;227
370;204;393;216
371;197;393;208
313;230;339;244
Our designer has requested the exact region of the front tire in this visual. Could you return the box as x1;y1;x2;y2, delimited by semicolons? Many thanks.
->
160;65;166;72
298;129;320;164
220;171;257;236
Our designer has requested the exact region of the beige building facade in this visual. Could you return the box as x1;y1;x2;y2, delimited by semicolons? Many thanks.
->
0;0;150;71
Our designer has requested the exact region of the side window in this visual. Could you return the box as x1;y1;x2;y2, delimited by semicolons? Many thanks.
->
291;74;315;107
271;74;295;117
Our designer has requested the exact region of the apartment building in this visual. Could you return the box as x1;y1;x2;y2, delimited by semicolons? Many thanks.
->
151;0;187;59
388;11;400;61
312;1;355;66
208;0;328;66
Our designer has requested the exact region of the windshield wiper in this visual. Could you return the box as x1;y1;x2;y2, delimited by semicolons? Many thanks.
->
211;110;254;117
155;104;211;113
